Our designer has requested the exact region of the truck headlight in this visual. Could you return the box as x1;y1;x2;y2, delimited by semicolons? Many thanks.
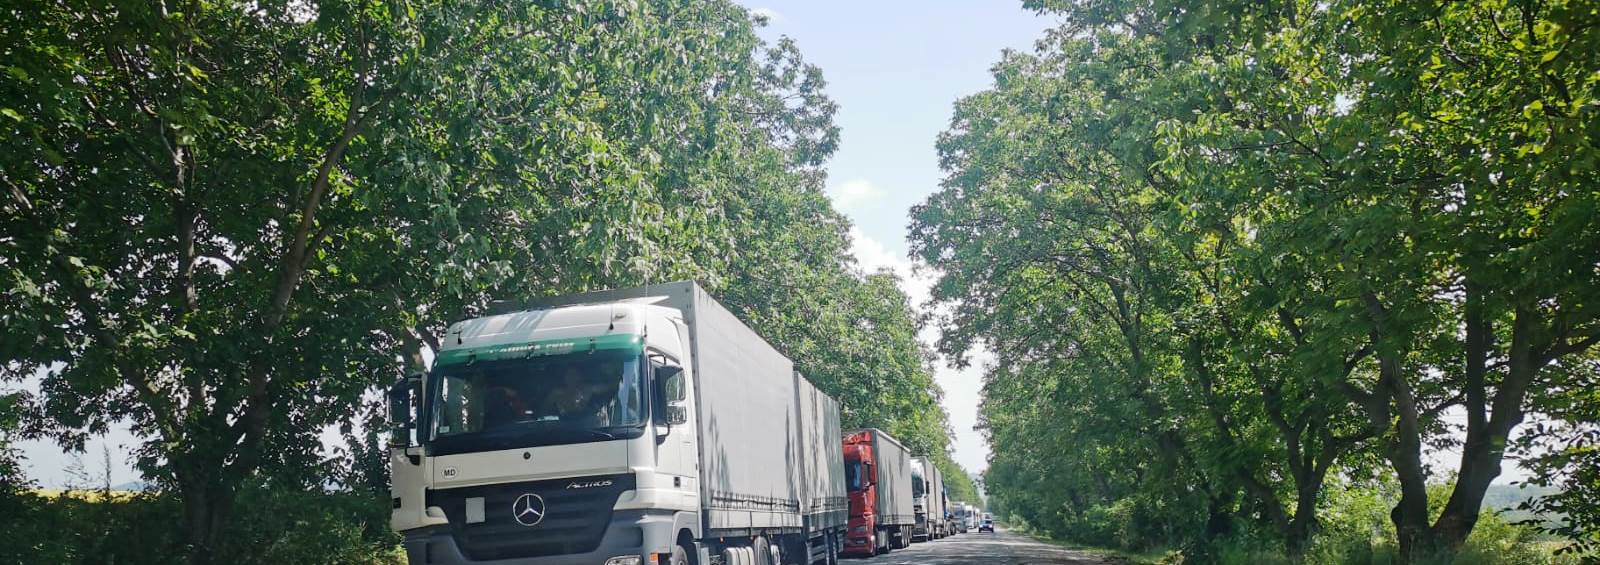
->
604;557;641;565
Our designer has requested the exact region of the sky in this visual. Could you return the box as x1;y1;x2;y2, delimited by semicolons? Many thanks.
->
741;0;1060;474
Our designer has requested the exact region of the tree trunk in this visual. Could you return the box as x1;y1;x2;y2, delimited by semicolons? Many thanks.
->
1429;437;1502;549
1381;349;1433;564
1426;283;1498;551
1389;462;1433;563
178;467;233;565
1284;474;1325;558
1428;303;1536;552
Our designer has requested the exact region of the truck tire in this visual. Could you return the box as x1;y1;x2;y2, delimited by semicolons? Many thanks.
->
875;528;888;555
669;543;691;565
752;536;772;565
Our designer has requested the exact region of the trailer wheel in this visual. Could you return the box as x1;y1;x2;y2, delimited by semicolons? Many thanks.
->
751;536;772;565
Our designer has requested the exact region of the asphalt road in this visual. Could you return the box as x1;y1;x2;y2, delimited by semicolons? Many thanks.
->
848;527;1114;564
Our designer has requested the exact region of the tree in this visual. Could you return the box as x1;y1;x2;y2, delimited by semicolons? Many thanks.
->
911;28;1375;557
2;2;955;563
1135;0;1600;556
920;0;1600;560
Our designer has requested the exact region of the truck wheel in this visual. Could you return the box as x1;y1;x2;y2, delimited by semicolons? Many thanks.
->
752;536;772;565
666;543;690;565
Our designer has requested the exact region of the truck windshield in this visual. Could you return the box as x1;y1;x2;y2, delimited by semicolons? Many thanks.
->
427;349;645;454
846;461;864;491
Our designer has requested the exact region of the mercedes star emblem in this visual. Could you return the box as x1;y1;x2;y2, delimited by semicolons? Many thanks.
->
512;493;546;526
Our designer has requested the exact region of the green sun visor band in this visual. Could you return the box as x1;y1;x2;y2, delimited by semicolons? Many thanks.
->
433;333;644;367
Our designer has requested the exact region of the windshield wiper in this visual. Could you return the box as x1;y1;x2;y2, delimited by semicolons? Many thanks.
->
577;428;619;440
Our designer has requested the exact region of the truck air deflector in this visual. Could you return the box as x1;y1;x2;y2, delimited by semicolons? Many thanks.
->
434;334;644;367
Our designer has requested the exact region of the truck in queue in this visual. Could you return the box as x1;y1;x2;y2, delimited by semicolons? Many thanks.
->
387;281;847;565
841;428;914;556
951;503;974;533
910;457;946;542
940;485;952;537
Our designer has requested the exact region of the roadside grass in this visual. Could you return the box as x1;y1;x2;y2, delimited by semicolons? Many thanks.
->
1002;518;1590;565
1005;522;1175;564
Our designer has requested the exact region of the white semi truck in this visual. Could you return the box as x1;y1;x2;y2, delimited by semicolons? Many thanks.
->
950;503;975;533
388;282;847;565
910;457;947;541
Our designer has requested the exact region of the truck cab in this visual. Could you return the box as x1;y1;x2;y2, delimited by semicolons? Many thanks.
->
910;457;945;542
841;429;912;557
389;302;699;565
842;437;879;556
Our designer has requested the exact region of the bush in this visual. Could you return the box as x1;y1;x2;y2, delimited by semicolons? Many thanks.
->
218;484;402;565
0;489;184;565
0;485;400;565
1294;510;1582;565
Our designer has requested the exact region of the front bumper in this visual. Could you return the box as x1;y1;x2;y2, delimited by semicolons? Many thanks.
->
842;531;875;556
404;511;669;565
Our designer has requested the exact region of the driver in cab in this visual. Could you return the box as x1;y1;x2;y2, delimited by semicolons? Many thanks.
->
540;363;620;425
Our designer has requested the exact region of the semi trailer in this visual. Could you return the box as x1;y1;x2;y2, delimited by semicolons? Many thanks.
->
387;281;846;565
910;457;946;542
840;429;914;556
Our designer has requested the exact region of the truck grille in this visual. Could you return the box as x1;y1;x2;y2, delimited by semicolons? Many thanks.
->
426;473;636;561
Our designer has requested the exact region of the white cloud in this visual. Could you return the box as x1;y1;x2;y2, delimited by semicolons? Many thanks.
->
846;227;991;473
828;178;885;212
750;7;781;24
847;226;932;307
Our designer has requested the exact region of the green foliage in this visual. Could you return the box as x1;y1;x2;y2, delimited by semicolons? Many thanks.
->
0;490;185;565
0;487;402;565
215;485;401;565
922;0;1600;561
0;392;27;495
1515;362;1600;554
0;0;954;561
933;455;981;505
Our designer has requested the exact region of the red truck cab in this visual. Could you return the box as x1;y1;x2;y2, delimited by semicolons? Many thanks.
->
843;431;879;556
841;428;914;556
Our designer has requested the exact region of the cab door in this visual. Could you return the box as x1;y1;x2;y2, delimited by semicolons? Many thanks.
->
649;348;699;508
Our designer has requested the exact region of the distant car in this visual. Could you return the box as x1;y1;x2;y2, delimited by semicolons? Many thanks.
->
979;513;994;533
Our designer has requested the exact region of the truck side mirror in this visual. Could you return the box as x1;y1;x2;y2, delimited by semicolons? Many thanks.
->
654;366;688;426
388;373;422;448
